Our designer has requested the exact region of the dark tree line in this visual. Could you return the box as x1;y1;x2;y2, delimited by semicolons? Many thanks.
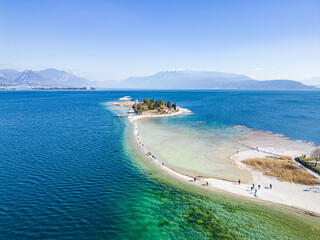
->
134;98;177;114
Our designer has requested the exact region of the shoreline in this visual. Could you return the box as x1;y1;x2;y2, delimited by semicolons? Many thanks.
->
127;108;320;216
129;107;192;120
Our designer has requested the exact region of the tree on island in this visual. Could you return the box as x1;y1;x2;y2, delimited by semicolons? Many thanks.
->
134;99;139;109
172;103;177;110
133;98;178;115
167;101;172;109
148;101;153;110
136;103;142;115
154;100;159;108
311;147;320;166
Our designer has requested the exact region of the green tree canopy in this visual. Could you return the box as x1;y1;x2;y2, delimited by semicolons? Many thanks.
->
172;103;177;110
148;101;153;110
154;100;159;108
159;99;164;106
143;98;149;104
167;101;172;109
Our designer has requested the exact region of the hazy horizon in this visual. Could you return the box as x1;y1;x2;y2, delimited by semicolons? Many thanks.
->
1;67;319;88
1;0;319;86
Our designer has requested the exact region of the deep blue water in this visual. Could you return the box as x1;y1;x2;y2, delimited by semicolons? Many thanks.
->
0;90;319;239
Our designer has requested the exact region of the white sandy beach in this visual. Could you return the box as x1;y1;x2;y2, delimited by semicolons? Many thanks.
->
129;107;192;120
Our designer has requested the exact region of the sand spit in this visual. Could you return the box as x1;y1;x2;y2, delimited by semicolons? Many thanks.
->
129;107;192;120
112;102;134;107
127;110;320;215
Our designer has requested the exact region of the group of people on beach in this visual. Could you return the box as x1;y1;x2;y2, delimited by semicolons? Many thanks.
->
239;180;273;197
134;125;145;147
146;152;157;160
130;117;159;163
194;177;209;187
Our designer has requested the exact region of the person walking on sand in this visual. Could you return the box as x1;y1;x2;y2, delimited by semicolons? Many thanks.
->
238;179;241;185
206;181;208;186
194;177;197;182
270;184;272;189
258;185;260;190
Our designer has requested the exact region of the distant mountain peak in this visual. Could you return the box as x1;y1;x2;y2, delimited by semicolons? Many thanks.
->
0;68;94;88
167;68;187;72
120;70;317;90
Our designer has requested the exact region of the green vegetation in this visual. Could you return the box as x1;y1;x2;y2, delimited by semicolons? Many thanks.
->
133;98;178;115
296;155;320;174
167;101;171;109
172;103;177;110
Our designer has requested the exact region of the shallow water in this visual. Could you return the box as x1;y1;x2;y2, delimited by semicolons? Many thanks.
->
1;90;320;239
124;119;320;239
136;117;250;181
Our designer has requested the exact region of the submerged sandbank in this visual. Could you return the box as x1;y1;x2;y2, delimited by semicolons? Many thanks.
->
133;114;251;182
126;108;320;215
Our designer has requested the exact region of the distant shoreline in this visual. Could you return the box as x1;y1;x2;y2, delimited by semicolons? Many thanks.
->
32;87;96;90
0;87;96;91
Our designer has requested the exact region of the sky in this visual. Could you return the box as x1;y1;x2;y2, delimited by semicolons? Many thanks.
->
0;0;320;86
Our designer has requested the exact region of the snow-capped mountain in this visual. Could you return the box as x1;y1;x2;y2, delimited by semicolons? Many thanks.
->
122;70;253;89
120;69;317;90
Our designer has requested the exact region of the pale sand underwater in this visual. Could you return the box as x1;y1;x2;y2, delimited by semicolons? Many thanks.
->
128;107;320;215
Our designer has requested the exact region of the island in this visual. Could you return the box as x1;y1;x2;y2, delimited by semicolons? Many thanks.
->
133;98;178;115
112;98;179;116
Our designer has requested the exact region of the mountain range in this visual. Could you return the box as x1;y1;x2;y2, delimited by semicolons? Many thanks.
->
0;68;93;88
0;68;318;90
120;70;317;90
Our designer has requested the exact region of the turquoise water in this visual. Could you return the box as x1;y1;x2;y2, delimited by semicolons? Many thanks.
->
135;117;250;181
0;90;320;239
